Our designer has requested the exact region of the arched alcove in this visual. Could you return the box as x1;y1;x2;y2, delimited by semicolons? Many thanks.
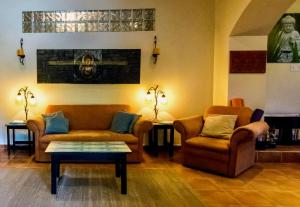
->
227;0;300;113
231;0;295;36
214;0;295;107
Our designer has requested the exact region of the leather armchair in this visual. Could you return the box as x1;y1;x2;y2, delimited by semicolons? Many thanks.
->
174;106;269;177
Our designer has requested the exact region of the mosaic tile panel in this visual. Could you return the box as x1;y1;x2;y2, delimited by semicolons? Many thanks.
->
22;9;155;33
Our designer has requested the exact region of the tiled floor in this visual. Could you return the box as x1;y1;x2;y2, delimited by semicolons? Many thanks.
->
1;147;300;207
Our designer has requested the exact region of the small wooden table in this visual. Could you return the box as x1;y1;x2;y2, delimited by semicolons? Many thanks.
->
6;123;34;156
45;141;132;195
148;121;174;157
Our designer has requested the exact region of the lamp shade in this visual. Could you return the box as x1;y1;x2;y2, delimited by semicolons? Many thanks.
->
16;93;23;102
29;95;36;105
153;47;160;55
159;94;168;104
145;91;152;101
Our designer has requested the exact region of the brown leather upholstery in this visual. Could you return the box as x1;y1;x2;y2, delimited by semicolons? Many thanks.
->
186;137;230;153
45;105;130;130
174;106;269;177
27;105;153;163
40;130;138;144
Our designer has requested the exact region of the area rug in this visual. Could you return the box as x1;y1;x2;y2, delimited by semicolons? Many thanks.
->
0;167;205;207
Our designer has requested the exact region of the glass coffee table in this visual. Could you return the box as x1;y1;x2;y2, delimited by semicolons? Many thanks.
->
45;141;132;195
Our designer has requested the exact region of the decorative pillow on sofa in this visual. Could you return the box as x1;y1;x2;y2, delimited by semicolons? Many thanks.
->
111;111;141;133
45;115;69;134
200;114;238;139
128;114;142;133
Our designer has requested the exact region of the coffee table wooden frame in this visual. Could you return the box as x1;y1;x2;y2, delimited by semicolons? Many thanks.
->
46;141;130;195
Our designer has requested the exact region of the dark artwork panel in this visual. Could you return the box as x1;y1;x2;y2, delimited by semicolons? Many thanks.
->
268;13;300;63
37;49;141;84
230;51;266;73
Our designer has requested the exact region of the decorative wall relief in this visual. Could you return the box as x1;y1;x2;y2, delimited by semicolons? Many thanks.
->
268;14;300;63
37;49;141;84
23;9;155;33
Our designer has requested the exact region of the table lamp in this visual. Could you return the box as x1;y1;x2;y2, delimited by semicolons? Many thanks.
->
16;86;36;120
146;85;167;122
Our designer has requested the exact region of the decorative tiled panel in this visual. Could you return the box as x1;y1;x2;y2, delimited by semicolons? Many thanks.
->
22;9;155;33
37;49;141;84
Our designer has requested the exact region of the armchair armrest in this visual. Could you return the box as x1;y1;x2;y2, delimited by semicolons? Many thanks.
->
133;119;153;138
228;121;269;177
26;116;45;139
174;115;204;142
230;121;269;146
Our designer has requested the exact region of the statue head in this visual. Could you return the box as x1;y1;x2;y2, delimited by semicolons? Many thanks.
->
281;15;296;33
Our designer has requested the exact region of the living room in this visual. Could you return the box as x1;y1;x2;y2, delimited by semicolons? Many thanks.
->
0;0;300;206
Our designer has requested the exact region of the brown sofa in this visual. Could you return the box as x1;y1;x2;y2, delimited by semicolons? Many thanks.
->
27;105;153;163
174;106;269;177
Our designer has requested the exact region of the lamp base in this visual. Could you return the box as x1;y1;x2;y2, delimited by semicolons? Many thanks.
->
152;118;160;123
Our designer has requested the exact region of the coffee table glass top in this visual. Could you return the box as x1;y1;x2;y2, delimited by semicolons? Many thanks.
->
45;141;132;153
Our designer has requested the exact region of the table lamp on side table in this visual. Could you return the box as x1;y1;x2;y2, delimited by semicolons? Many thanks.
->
16;86;36;121
145;85;167;123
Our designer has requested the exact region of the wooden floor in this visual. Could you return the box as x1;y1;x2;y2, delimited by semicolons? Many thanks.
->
1;147;300;207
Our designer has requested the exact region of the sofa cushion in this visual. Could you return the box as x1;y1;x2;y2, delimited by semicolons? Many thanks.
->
40;130;138;144
185;136;230;153
44;115;69;134
201;114;237;139
111;111;139;133
45;105;130;130
128;114;142;133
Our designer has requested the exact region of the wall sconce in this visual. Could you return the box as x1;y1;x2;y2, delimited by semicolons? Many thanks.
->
152;36;160;64
16;86;36;120
17;38;25;65
146;85;167;122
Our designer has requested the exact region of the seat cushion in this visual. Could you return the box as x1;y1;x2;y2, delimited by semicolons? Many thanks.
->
40;130;138;144
201;114;237;139
185;136;230;153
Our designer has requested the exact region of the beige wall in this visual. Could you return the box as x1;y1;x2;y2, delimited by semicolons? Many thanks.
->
228;1;300;113
228;36;267;110
0;0;215;144
213;0;250;105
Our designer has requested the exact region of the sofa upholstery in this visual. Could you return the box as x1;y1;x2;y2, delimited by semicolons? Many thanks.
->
174;106;269;177
27;105;153;163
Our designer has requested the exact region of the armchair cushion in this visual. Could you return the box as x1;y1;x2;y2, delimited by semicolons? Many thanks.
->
200;114;238;139
186;136;230;153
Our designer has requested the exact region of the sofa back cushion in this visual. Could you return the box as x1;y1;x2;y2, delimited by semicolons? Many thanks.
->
204;106;252;128
45;105;130;130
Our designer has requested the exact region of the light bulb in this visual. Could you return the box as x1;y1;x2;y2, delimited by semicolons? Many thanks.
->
16;92;23;102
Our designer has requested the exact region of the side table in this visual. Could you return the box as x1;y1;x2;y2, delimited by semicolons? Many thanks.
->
6;123;34;156
148;121;174;157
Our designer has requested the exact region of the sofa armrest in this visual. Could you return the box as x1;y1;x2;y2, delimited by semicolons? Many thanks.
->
174;115;204;142
26;116;45;139
230;121;269;146
133;119;153;138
